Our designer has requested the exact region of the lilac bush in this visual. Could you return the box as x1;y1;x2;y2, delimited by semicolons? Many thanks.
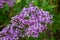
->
0;0;16;8
0;3;53;40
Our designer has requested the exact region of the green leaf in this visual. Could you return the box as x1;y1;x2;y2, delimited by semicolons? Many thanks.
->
46;5;57;10
41;0;48;7
34;0;38;5
16;0;21;4
3;4;9;12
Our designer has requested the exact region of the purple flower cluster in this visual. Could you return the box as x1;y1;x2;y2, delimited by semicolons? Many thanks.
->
0;3;53;40
0;0;15;8
10;3;53;37
0;24;20;40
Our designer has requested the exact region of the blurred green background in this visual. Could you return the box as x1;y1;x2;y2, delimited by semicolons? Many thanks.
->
0;0;60;40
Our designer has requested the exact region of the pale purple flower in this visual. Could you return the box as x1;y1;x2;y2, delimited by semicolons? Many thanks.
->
0;0;16;8
10;3;53;38
0;3;4;8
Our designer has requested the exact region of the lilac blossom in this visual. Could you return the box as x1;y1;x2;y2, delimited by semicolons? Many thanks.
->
10;3;53;38
0;2;53;40
0;0;16;8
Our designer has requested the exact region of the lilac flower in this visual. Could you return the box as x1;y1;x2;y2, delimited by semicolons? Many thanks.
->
7;0;16;7
0;0;16;8
0;3;4;8
0;24;20;40
0;2;53;40
10;2;53;38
